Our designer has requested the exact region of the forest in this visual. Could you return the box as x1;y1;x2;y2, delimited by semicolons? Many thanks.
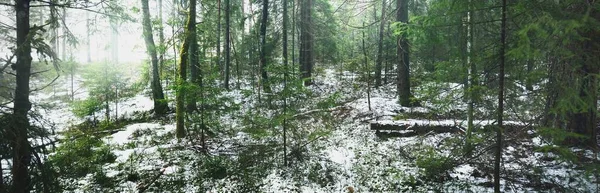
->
0;0;599;192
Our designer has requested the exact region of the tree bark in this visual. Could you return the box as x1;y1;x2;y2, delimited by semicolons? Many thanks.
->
525;59;534;92
12;0;33;192
566;6;600;148
0;161;4;193
292;0;296;75
187;0;200;113
158;0;165;84
216;0;222;74
176;0;195;138
362;27;372;111
224;0;231;89
260;0;271;92
465;0;476;156
141;0;169;116
282;0;289;167
375;0;386;87
300;0;314;86
495;0;507;191
61;8;67;60
396;0;411;106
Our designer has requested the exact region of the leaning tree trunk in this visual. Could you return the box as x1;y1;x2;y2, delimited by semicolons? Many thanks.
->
141;0;169;116
12;0;33;192
396;0;411;106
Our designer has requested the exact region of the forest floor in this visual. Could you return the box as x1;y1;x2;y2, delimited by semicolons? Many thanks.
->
7;69;600;192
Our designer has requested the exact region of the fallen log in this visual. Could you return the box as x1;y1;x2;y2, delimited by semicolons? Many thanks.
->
371;119;532;138
371;120;462;138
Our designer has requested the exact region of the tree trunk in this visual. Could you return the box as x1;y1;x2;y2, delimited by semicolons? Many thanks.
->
51;7;58;62
525;59;534;92
396;0;411;106
176;0;195;138
0;162;4;193
110;16;118;65
61;8;67;60
216;0;222;74
158;0;165;83
282;0;289;167
12;0;33;192
141;0;169;116
375;0;386;87
384;22;391;84
566;8;600;148
224;0;231;89
363;30;372;111
260;0;271;92
232;31;241;89
187;0;200;113
495;0;507;191
465;0;476;156
170;0;178;87
105;65;110;122
291;0;296;75
300;0;314;86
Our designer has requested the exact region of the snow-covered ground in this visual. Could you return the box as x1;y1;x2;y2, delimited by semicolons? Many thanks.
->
2;68;599;192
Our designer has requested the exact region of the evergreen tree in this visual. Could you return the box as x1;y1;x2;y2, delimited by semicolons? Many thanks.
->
11;0;33;192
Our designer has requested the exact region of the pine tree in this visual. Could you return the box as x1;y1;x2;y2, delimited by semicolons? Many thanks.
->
11;0;33;192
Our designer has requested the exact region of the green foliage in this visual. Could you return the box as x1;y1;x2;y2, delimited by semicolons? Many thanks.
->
242;111;272;139
414;146;455;182
71;97;102;118
81;62;131;100
202;156;232;180
306;159;338;187
316;91;341;109
313;0;340;64
48;130;117;190
537;127;588;146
